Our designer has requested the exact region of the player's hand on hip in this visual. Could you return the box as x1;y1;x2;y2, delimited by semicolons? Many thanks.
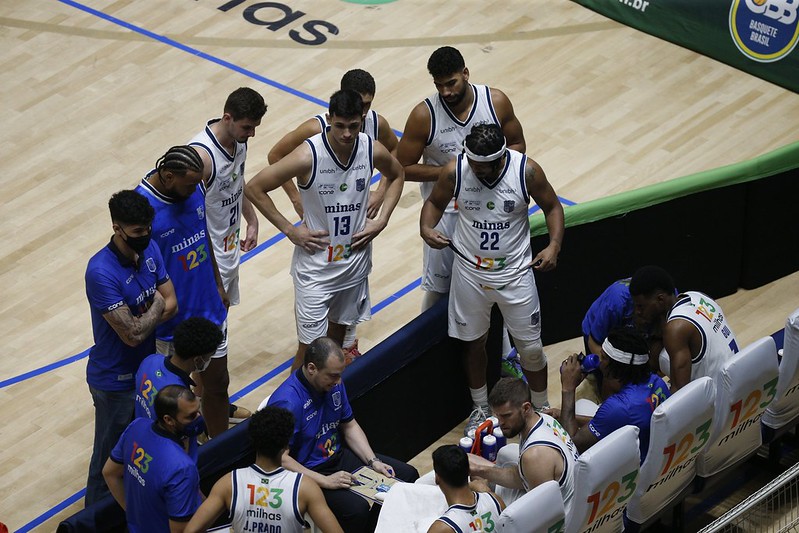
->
351;218;386;250
420;227;450;249
288;223;329;254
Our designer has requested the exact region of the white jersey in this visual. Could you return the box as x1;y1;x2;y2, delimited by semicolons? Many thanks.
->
291;131;373;292
519;413;579;516
230;465;307;533
189;119;247;284
314;109;379;141
421;84;500;212
666;291;739;382
452;149;533;287
435;492;503;533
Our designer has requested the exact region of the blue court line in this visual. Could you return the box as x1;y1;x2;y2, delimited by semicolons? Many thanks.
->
16;488;86;533
15;277;423;532
57;0;327;108
2;194;573;390
0;349;89;389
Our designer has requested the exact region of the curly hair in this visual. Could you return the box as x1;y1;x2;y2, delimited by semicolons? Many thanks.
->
250;406;295;459
465;123;505;156
629;265;676;298
341;69;375;96
427;46;466;78
108;189;154;226
604;328;653;385
173;317;224;360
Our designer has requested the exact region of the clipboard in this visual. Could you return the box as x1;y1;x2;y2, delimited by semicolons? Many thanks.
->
348;466;398;504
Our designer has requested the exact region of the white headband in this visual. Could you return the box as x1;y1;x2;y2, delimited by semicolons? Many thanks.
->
463;140;507;162
602;338;649;366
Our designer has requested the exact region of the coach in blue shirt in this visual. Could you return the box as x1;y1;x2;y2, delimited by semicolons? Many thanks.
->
84;189;177;505
104;384;203;533
558;329;670;462
268;337;419;532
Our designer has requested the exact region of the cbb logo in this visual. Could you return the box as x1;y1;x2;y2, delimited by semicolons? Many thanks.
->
729;0;799;62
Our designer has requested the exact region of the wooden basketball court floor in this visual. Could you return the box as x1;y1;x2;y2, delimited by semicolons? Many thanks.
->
1;0;798;529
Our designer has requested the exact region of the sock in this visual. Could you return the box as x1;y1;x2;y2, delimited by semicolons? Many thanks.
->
531;388;549;409
502;327;513;357
343;325;357;349
470;386;489;410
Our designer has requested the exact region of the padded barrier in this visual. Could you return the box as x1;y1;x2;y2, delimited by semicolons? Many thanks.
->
762;308;799;430
625;377;715;525
696;337;780;477
496;480;565;533
565;425;640;533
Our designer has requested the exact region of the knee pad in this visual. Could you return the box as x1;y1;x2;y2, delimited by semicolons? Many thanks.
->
516;338;547;372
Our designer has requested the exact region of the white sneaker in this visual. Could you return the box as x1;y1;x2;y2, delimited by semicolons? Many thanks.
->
464;405;492;437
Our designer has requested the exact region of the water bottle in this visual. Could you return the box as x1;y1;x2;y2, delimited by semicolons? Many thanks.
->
580;353;601;373
481;435;498;462
561;353;601;374
492;427;506;451
459;437;474;454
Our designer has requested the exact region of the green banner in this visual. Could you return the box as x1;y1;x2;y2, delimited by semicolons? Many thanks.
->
530;140;799;236
571;0;799;93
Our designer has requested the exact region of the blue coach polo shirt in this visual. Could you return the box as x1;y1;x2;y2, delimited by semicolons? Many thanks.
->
136;176;227;342
134;354;199;461
588;373;670;462
268;369;354;468
581;278;635;345
110;418;201;533
85;238;169;391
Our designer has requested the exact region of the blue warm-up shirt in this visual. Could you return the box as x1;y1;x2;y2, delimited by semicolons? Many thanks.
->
268;369;354;468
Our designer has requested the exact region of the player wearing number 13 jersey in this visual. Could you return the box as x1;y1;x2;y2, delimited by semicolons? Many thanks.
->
421;123;564;415
246;89;405;370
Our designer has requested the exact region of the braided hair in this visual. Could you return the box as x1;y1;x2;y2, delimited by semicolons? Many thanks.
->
155;145;204;178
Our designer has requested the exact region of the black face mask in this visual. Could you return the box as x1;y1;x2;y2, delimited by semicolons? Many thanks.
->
120;227;152;254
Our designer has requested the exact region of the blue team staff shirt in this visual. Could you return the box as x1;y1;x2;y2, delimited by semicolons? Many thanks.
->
134;354;199;461
85;238;169;391
268;369;354;468
135;176;227;342
110;418;202;533
581;278;635;344
587;373;670;462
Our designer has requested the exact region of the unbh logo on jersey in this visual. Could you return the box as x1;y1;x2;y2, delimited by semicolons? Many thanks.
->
729;0;799;62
